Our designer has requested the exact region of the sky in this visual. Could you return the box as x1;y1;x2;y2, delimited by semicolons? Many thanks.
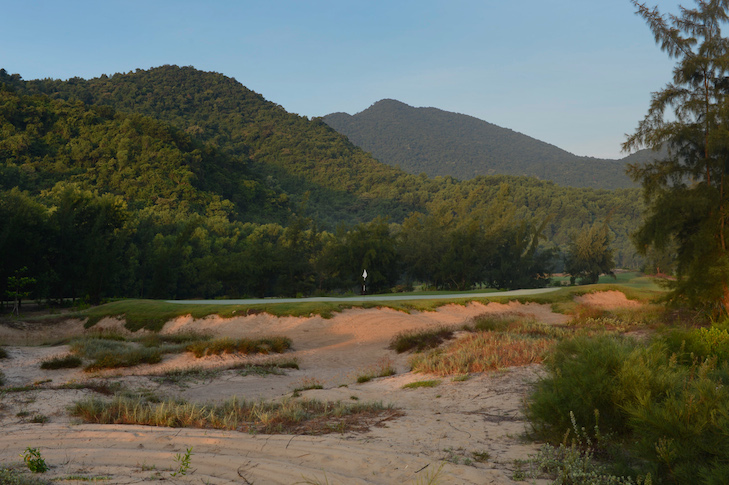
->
1;0;684;159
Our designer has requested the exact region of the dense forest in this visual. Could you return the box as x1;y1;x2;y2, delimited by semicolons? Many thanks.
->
0;66;646;304
324;99;651;190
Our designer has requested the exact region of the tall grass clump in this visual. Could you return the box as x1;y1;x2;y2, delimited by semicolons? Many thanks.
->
69;337;161;371
40;354;83;370
186;336;292;358
389;326;455;353
69;393;397;435
527;326;729;484
410;332;553;376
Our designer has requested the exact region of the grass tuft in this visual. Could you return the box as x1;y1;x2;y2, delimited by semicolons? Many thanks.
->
40;354;83;370
402;380;440;389
389;326;455;353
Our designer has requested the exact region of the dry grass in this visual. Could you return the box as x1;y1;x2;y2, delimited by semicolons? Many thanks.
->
186;336;292;357
355;357;397;383
410;332;554;376
69;394;400;435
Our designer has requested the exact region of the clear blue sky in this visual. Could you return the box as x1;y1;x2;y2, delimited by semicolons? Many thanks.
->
1;0;682;159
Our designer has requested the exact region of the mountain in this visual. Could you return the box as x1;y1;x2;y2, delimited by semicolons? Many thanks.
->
0;66;647;303
323;99;645;189
2;67;424;226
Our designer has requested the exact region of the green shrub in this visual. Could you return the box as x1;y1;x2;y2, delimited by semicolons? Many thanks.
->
0;347;8;359
527;335;638;442
528;328;729;484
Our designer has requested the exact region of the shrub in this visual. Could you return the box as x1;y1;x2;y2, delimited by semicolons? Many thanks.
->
0;347;8;359
527;335;637;442
527;327;729;483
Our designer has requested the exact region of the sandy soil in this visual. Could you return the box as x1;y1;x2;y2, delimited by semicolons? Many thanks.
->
0;299;586;484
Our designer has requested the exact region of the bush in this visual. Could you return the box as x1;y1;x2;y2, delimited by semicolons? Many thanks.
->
527;335;638;442
527;327;729;484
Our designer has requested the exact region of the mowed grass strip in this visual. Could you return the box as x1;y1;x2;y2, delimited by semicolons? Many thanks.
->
410;332;554;376
69;394;400;435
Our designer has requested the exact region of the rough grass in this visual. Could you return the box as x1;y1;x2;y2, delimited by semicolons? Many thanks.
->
389;326;456;353
0;467;51;485
64;332;291;371
410;332;554;376
186;336;291;357
356;358;397;383
402;380;440;389
69;393;400;435
69;338;162;371
40;354;83;370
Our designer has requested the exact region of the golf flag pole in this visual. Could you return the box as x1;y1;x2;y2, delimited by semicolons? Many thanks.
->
362;269;367;295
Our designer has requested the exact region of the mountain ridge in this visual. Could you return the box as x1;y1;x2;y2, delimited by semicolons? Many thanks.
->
323;99;645;189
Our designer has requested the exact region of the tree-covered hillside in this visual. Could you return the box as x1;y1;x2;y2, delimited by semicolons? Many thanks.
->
324;99;640;190
3;67;426;226
0;66;647;304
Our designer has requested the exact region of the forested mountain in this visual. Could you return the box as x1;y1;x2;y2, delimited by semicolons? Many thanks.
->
0;66;647;304
2;67;425;226
324;99;643;189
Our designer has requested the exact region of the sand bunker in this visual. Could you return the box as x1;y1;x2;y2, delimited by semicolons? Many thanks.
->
0;298;593;484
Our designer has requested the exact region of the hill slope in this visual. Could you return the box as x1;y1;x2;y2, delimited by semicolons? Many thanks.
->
3;67;425;226
324;99;640;189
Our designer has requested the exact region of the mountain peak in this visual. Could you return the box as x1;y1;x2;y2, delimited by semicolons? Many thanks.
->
323;100;636;189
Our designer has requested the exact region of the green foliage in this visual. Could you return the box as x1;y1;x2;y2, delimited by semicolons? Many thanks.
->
528;325;729;484
401;380;440;389
170;447;193;477
565;223;616;285
0;66;647;303
624;0;729;315
21;448;48;474
527;335;637;441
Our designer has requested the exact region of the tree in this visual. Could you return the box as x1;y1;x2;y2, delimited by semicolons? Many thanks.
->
564;223;616;285
624;0;729;313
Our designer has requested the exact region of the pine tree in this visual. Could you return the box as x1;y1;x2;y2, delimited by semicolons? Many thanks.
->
624;0;729;314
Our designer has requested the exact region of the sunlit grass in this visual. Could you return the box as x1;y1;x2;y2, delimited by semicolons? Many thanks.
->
69;393;399;435
410;332;554;376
